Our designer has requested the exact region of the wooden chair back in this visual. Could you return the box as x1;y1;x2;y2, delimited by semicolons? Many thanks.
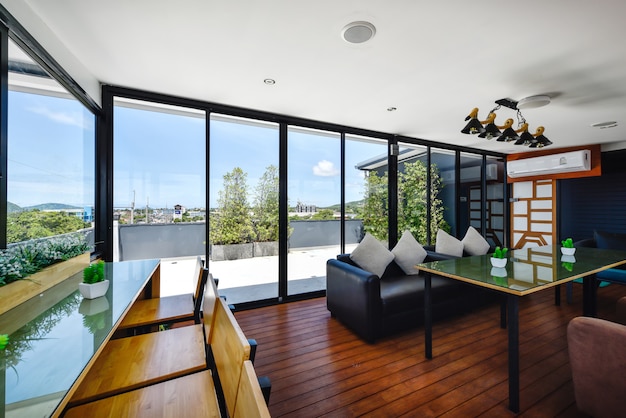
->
233;360;271;418
192;256;204;302
202;271;219;345
212;297;251;415
192;265;210;323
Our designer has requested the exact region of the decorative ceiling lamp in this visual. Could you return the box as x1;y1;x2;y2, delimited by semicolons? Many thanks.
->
461;96;552;147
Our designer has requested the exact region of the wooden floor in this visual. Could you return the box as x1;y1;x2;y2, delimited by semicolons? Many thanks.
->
235;282;626;417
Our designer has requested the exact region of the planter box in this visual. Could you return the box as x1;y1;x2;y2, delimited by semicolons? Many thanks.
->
211;243;254;261
254;241;279;257
0;252;90;315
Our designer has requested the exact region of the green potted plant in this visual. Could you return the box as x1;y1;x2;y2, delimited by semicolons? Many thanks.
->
491;246;508;268
79;261;108;299
561;237;575;255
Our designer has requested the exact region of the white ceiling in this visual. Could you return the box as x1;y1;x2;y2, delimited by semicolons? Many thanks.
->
12;0;626;153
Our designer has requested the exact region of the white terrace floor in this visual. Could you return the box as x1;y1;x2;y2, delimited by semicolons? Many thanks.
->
159;244;357;305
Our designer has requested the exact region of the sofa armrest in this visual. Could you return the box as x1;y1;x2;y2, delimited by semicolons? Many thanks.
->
567;316;626;416
574;238;596;248
326;259;382;343
424;250;460;262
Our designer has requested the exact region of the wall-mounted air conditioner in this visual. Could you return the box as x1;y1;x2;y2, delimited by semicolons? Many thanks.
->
507;150;591;178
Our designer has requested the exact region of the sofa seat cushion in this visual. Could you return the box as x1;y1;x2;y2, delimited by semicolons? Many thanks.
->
596;268;626;283
379;274;467;317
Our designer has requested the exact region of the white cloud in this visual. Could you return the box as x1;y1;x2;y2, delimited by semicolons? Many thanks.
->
28;106;86;128
312;160;339;177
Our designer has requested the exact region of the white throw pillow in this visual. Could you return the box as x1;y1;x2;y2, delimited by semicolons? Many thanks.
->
462;226;491;256
435;229;464;257
350;233;395;278
392;230;427;275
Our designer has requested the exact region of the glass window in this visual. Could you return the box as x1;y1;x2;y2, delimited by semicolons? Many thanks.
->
345;135;388;248
431;148;457;238
287;126;340;296
209;114;279;304
113;98;206;295
6;39;94;248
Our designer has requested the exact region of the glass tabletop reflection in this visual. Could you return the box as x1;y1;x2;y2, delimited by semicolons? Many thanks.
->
418;245;626;295
0;259;159;418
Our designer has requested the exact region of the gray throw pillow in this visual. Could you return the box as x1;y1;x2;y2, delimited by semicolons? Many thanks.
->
350;233;395;278
435;229;464;257
392;230;427;275
462;226;490;256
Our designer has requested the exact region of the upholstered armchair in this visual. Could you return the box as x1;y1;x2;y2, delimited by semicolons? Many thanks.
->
567;296;626;417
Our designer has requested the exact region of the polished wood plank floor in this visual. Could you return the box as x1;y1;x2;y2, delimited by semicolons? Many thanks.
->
235;282;626;417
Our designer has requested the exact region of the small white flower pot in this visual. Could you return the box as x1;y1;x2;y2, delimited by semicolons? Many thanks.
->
79;280;110;299
561;247;576;256
491;257;507;268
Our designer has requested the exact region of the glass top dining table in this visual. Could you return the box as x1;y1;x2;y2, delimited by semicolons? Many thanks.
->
417;245;626;413
0;259;160;418
418;245;626;296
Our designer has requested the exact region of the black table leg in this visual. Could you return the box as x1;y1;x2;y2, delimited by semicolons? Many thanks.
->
500;296;507;329
507;294;520;413
582;275;598;317
425;273;432;359
554;284;561;306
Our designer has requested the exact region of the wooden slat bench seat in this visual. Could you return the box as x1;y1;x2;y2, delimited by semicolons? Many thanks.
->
68;267;215;408
117;256;208;333
65;270;270;417
64;370;220;418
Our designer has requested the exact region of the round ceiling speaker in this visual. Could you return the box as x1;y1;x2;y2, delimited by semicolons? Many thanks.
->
341;21;376;44
516;95;551;109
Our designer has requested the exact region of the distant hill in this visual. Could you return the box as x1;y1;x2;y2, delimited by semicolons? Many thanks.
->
8;202;22;213
24;203;82;211
323;200;364;212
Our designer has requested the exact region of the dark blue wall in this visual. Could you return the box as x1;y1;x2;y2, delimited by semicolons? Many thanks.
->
559;149;626;241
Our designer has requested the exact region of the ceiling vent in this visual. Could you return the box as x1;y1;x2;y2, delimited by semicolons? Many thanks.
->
507;150;591;178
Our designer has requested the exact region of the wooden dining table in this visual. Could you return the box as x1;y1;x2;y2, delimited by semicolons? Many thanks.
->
0;259;160;418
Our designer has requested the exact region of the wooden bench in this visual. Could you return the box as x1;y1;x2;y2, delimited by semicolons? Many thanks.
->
65;271;270;417
67;267;216;407
117;256;208;333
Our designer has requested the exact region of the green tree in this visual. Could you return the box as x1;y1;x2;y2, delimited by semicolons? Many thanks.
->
210;167;254;245
252;165;279;242
358;171;389;241
398;160;449;243
311;209;335;220
357;160;449;244
7;210;89;243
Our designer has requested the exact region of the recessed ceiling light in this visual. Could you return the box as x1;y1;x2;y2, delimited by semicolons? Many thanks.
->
516;95;551;109
341;21;376;44
387;107;397;112
264;78;276;85
591;121;618;129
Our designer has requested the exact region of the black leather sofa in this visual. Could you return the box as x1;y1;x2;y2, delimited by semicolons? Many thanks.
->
326;248;495;343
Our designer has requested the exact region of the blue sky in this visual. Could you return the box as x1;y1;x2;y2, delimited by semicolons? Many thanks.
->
8;90;386;210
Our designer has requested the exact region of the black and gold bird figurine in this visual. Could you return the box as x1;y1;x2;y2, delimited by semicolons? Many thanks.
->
478;112;502;139
497;119;519;142
461;108;486;135
514;123;534;146
529;126;552;148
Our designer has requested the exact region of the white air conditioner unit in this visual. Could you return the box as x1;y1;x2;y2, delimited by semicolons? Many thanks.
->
506;150;591;178
441;163;498;183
